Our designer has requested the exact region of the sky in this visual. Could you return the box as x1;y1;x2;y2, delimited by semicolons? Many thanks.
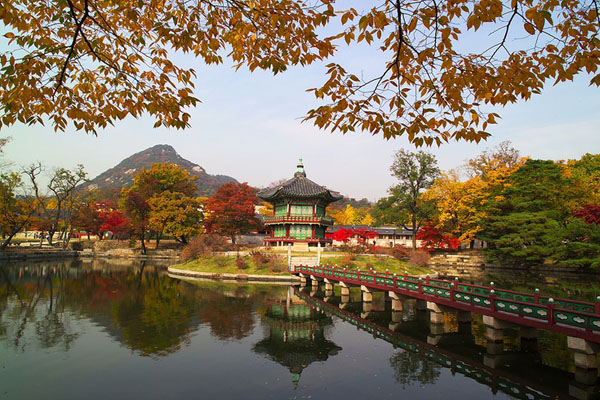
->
2;13;599;202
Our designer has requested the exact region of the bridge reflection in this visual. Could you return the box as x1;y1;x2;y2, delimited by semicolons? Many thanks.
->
295;286;600;400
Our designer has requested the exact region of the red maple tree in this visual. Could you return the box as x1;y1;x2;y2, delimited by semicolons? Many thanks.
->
417;223;460;250
574;204;600;225
204;182;260;244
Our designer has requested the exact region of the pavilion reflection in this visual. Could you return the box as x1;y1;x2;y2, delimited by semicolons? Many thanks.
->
253;287;342;389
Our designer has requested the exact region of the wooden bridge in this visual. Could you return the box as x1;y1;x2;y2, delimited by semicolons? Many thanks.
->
293;265;600;374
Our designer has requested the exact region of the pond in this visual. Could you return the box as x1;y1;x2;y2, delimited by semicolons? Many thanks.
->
0;259;598;399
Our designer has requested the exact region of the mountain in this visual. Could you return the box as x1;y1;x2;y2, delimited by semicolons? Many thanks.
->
82;144;238;196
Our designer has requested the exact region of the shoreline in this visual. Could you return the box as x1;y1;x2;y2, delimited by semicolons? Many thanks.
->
167;266;302;283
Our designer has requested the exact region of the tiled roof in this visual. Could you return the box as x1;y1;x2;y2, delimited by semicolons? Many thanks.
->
258;175;342;203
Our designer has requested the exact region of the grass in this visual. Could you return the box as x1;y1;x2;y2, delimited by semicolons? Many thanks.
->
319;255;433;275
174;255;289;275
173;253;433;277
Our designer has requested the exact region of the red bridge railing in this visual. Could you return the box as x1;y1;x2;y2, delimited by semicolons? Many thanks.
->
294;265;600;342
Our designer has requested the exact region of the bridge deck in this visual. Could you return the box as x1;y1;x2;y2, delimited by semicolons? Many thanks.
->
294;265;600;343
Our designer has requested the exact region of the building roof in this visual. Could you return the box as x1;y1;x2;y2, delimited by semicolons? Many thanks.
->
325;225;416;236
258;159;342;204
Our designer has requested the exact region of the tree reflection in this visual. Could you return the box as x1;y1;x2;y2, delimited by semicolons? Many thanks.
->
389;350;441;388
0;261;199;357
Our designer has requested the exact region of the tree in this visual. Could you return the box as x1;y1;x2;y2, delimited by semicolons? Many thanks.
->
479;159;575;266
375;150;440;249
24;163;87;247
148;191;203;244
416;223;460;250
0;172;35;248
2;1;598;145
204;182;260;244
465;141;522;179
121;162;198;253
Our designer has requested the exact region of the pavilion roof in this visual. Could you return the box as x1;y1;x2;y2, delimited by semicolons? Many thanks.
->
257;160;342;204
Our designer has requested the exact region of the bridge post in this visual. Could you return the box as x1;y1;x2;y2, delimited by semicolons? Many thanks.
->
298;273;307;288
568;337;600;371
483;316;518;343
389;291;403;311
339;282;350;297
427;301;445;324
360;285;373;303
362;301;373;318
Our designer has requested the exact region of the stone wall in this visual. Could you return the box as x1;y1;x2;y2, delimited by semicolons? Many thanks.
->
428;250;592;278
428;250;488;279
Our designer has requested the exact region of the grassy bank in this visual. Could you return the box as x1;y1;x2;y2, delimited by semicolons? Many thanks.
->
173;253;433;276
319;255;433;275
175;254;290;275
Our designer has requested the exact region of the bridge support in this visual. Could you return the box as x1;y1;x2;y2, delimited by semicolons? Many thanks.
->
568;337;600;370
298;273;307;288
362;302;372;318
389;292;403;311
361;285;373;303
324;279;334;298
339;282;350;297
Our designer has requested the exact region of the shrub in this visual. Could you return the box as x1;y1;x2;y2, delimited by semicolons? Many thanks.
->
390;245;410;260
250;250;272;266
180;234;232;262
214;256;229;268
235;257;248;270
408;249;431;267
267;257;287;273
339;254;356;267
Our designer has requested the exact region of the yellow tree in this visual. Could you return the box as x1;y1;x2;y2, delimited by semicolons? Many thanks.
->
148;191;203;244
330;204;361;225
1;1;598;144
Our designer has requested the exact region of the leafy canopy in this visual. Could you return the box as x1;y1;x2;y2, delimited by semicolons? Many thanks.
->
1;0;598;144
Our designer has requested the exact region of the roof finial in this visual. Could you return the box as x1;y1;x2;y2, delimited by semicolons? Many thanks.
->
295;158;306;177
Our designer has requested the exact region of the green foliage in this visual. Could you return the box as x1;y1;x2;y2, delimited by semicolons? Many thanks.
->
374;149;439;249
480;159;600;269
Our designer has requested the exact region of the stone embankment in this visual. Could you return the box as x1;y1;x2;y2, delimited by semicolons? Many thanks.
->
79;248;179;259
0;249;79;262
167;266;301;283
428;251;488;279
429;250;596;277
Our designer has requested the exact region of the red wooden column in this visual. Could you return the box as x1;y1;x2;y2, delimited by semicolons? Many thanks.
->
311;225;316;238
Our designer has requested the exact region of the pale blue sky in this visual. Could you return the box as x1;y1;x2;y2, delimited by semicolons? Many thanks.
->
2;20;599;201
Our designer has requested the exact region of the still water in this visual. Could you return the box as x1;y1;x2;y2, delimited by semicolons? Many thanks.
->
1;259;599;399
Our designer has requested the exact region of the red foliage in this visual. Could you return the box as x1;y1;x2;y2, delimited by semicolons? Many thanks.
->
417;223;460;250
204;182;260;242
326;227;378;243
574;204;600;225
100;209;131;238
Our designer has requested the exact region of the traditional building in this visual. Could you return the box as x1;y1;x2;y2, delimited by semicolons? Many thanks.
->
258;159;342;248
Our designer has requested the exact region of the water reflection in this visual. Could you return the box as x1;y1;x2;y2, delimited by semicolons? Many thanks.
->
2;260;600;400
297;286;600;400
0;260;199;357
253;290;342;388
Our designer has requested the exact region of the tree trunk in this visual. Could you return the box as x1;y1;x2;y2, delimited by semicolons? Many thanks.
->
155;231;162;249
0;230;18;250
411;214;417;250
140;229;147;255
